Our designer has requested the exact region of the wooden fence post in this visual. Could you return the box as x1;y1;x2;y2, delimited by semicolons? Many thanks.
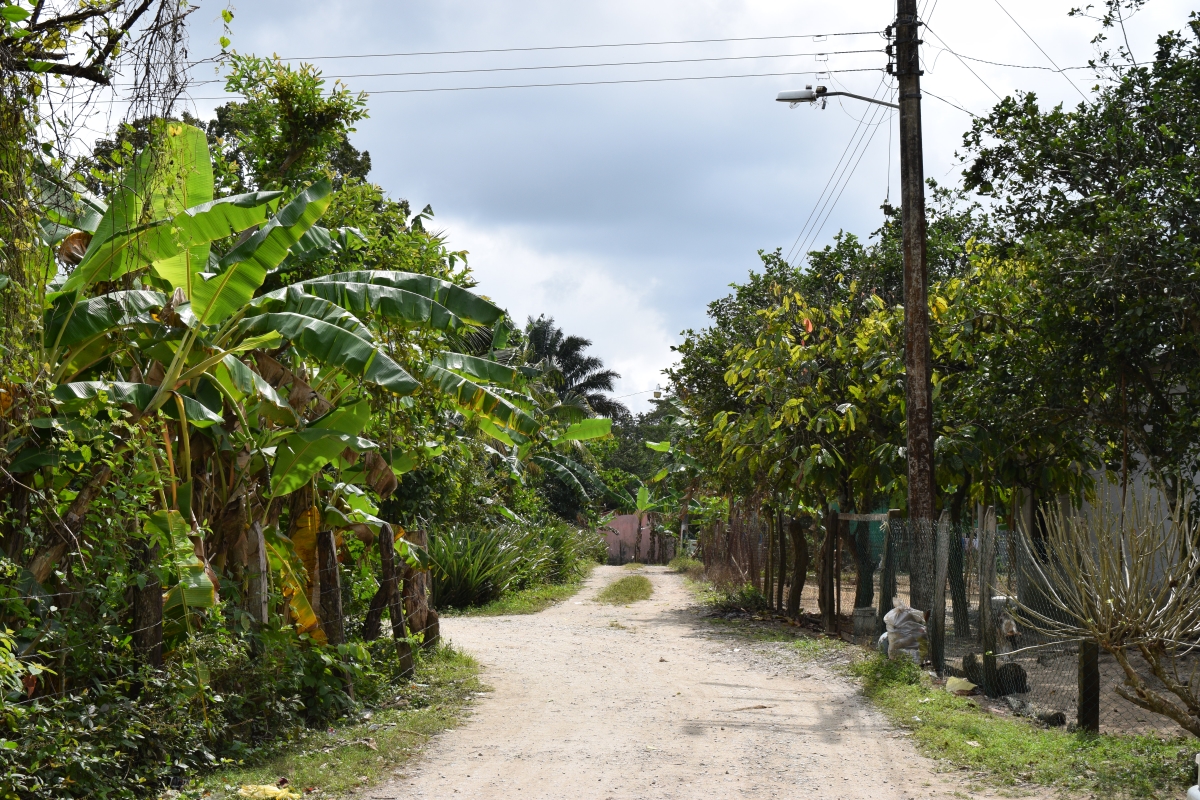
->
979;506;1000;696
245;521;269;627
875;510;902;638
379;523;415;679
317;530;344;646
1078;640;1100;732
931;510;951;675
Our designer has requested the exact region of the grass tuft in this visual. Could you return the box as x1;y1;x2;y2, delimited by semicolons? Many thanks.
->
188;644;483;799
596;575;653;604
623;562;644;571
849;651;1193;799
668;555;704;580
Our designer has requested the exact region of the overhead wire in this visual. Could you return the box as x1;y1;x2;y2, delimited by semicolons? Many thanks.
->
923;24;1003;101
182;67;886;101
796;81;894;264
991;0;1087;98
265;31;884;62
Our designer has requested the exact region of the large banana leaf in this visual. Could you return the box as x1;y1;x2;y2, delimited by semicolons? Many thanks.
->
307;270;503;326
424;364;539;437
431;352;523;387
307;399;371;436
145;510;217;637
43;290;165;354
33;162;105;239
212;354;292;418
150;191;281;299
295;279;466;332
270;428;377;498
53;382;224;427
552;418;612;444
238;312;418;396
263;526;326;643
65;124;213;295
531;455;590;499
248;286;375;341
191;180;332;325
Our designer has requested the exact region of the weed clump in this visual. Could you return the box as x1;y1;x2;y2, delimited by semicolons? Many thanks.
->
849;651;921;696
596;575;653;604
668;555;704;580
701;583;768;612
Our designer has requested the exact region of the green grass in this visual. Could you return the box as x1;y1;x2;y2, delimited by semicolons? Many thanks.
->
443;563;596;617
623;562;644;571
849;651;1194;799
668;555;704;580
596;575;653;604
446;581;583;617
187;645;484;799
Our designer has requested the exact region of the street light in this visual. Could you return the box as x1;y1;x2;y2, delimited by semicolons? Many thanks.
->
776;85;899;110
776;0;937;617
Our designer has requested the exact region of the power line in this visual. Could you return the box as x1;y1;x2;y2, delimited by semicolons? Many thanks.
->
182;67;885;101
923;89;979;118
266;31;885;62
923;24;1003;101
276;48;883;82
796;82;893;263
991;0;1087;99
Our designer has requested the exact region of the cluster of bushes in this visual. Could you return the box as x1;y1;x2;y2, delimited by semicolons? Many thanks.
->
0;620;429;799
427;523;605;609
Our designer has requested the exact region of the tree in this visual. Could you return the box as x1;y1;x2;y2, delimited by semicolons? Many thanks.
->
962;14;1200;496
522;315;628;419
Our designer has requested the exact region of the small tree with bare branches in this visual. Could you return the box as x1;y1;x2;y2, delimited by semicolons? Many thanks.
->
1018;492;1200;736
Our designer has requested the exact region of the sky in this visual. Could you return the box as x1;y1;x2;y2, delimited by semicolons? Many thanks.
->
175;0;1195;411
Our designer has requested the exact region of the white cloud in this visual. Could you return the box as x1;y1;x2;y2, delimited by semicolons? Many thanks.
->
442;219;678;413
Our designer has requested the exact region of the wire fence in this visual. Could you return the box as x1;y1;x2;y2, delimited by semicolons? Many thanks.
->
698;508;1197;737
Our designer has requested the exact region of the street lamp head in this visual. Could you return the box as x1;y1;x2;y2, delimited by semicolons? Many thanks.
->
776;85;827;108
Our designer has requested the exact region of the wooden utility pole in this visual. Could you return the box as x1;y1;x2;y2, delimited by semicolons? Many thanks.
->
894;0;936;611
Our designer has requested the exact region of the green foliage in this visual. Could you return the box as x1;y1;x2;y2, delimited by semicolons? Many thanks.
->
595;574;653;604
849;651;922;696
427;523;602;609
667;555;704;580
701;583;768;612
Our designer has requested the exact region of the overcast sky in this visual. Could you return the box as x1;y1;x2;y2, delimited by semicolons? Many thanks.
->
179;0;1192;411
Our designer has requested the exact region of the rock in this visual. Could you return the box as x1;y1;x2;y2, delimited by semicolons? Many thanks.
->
997;662;1029;695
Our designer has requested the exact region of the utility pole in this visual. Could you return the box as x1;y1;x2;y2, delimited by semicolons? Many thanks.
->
893;0;936;612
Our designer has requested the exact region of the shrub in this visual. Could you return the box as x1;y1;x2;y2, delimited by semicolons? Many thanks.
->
668;555;704;580
850;651;922;696
702;582;769;612
427;523;603;609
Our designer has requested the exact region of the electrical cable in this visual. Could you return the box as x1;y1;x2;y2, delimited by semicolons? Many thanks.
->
267;31;884;62
991;0;1086;98
923;88;979;117
181;66;886;101
797;87;892;263
923;24;1003;101
259;48;884;82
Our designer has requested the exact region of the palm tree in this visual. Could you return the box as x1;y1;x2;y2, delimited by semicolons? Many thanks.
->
523;315;629;419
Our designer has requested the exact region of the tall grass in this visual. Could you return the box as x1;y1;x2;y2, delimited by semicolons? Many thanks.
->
427;523;605;609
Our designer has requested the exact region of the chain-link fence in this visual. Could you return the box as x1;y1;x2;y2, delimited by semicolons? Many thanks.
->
877;517;1192;736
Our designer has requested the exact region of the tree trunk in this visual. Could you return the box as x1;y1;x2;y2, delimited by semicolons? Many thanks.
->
317;530;344;645
776;509;787;610
29;462;115;584
819;508;838;631
244;521;269;627
852;520;874;609
764;508;775;606
379;523;415;679
132;542;163;668
786;516;810;618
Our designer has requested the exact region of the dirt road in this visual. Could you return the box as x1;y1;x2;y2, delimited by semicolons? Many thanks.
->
375;566;1035;799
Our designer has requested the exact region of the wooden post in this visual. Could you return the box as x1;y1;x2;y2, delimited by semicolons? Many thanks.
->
317;530;344;646
931;510;951;675
765;508;775;606
786;515;810;619
379;523;415;679
820;508;838;632
835;522;842;633
776;509;787;611
1078;641;1100;732
245;521;269;627
948;520;971;637
876;510;902;637
979;506;1000;696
